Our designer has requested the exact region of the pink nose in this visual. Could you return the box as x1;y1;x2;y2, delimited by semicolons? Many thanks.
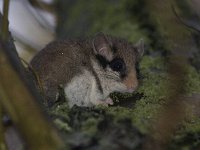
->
122;70;138;93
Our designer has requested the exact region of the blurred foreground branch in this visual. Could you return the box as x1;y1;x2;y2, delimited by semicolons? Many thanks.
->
0;106;7;150
1;0;9;41
143;0;199;149
0;8;63;150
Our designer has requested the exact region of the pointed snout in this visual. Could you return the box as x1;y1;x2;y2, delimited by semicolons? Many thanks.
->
122;70;138;93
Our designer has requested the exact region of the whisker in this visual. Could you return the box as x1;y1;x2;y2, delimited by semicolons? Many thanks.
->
95;69;121;81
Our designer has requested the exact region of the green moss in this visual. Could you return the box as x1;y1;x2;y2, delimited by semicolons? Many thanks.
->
48;48;200;149
54;1;200;149
184;66;200;95
49;103;70;121
80;118;99;135
54;118;71;132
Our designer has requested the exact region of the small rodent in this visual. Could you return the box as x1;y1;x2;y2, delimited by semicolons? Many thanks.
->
30;33;144;107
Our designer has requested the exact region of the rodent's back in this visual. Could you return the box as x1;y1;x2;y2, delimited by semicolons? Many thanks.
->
30;39;92;90
30;33;144;107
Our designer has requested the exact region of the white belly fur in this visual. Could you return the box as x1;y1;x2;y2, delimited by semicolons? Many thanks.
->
64;69;102;107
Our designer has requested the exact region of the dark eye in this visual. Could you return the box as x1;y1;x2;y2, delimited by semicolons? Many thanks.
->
109;58;126;72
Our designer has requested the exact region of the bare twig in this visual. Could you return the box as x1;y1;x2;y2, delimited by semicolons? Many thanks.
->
20;57;46;104
172;4;200;33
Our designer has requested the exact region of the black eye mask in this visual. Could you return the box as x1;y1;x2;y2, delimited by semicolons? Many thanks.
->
95;54;109;68
109;58;127;78
95;54;127;78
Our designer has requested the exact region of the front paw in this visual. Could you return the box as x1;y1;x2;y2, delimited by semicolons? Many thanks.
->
105;97;113;105
95;97;113;106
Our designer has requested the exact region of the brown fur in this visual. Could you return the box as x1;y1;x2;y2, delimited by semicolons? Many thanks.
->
30;33;144;107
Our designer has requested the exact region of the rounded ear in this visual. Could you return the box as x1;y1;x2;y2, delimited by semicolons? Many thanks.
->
135;39;144;59
92;32;113;61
